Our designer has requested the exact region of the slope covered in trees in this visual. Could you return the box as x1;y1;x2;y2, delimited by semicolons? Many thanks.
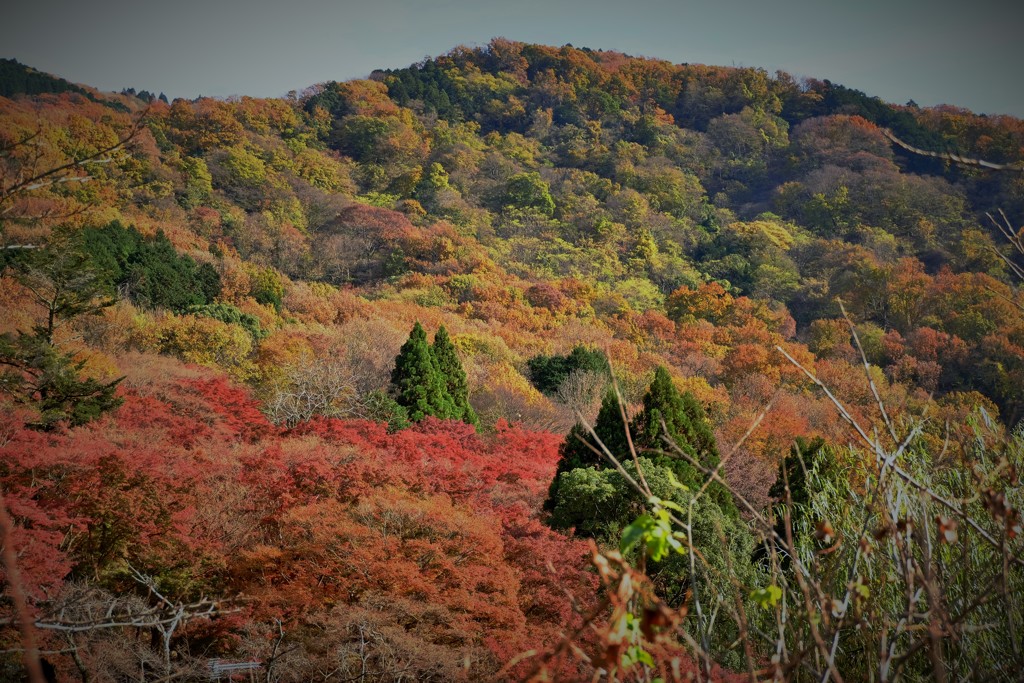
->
0;58;109;104
1;40;1023;679
0;359;599;680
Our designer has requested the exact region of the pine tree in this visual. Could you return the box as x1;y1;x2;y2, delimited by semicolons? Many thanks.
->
545;366;738;519
635;368;716;459
430;325;478;426
3;232;116;344
0;328;123;430
545;386;630;510
633;366;736;516
390;322;454;422
0;234;123;430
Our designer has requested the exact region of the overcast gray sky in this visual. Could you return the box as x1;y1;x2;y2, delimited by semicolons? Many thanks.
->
3;0;1022;116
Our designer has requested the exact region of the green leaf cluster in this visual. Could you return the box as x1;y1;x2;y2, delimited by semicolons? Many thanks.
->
544;386;629;511
503;171;555;216
0;332;123;430
248;267;284;311
187;303;267;341
620;499;686;562
749;584;783;609
526;345;610;396
546;366;737;518
550;456;756;599
78;221;221;312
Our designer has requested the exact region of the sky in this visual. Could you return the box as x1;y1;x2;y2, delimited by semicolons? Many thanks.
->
3;0;1023;117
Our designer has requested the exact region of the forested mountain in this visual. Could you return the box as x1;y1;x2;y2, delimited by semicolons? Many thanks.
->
1;40;1022;681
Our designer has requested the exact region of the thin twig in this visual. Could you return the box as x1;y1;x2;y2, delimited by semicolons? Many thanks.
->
775;345;1024;569
838;301;898;445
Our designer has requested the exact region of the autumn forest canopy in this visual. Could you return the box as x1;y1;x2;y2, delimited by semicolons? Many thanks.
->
1;40;1023;681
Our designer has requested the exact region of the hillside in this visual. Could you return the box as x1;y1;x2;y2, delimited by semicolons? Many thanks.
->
1;40;1023;681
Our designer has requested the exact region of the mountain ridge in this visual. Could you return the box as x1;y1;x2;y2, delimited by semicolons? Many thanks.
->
1;38;1023;680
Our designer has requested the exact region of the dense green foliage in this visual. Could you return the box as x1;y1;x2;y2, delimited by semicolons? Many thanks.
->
527;345;610;395
634;367;735;514
548;367;738;531
766;435;829;511
78;221;221;311
0;57;96;101
0;239;123;429
187;302;267;340
361;388;412;431
1;237;115;344
389;321;477;426
764;426;1024;680
545;367;753;665
550;452;755;666
390;322;454;421
544;386;631;510
0;332;122;429
431;325;478;425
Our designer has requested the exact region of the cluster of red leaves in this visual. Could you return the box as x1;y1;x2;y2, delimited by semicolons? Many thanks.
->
0;368;597;679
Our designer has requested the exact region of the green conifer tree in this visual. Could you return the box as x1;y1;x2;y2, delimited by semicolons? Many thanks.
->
546;367;738;520
635;369;716;458
544;386;630;510
430;325;478;426
390;322;454;422
633;366;736;516
0;234;124;430
0;332;124;430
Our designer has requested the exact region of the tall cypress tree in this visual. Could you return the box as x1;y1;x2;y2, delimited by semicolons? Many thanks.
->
430;325;478;426
635;369;717;459
633;366;736;517
545;366;738;519
545;386;630;510
390;322;453;422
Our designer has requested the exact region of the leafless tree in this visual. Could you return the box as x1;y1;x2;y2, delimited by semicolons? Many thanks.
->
264;340;401;428
1;570;229;682
555;368;607;418
264;356;359;427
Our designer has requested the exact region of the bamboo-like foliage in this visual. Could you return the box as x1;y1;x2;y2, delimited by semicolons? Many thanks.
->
529;315;1024;682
